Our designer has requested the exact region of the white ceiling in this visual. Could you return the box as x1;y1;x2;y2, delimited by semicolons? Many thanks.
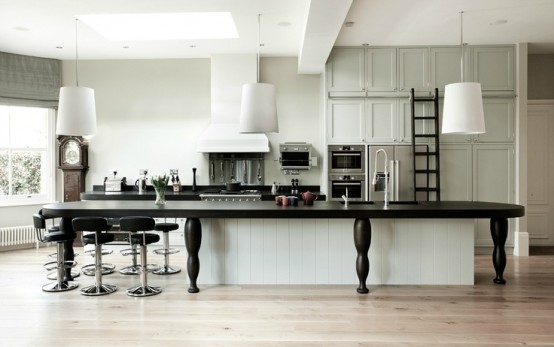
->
1;0;553;74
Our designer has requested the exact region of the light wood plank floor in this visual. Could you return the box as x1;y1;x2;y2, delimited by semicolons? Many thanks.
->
1;246;553;346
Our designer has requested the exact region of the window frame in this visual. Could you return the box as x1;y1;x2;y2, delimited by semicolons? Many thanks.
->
0;106;56;207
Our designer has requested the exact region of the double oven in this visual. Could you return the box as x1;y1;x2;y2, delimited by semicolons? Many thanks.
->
328;145;366;201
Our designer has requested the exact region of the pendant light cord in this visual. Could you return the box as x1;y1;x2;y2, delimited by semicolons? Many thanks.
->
75;17;79;87
460;11;464;83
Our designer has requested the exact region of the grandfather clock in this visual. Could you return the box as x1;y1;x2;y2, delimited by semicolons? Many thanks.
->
58;136;89;202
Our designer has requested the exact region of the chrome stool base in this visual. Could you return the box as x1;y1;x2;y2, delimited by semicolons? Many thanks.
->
81;283;117;296
126;285;161;297
153;265;181;275
42;280;79;292
119;264;140;275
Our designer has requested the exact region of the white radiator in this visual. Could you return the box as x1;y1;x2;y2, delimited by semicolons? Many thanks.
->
0;225;37;251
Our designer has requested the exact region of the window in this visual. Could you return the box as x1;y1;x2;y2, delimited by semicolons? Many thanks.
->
0;105;54;205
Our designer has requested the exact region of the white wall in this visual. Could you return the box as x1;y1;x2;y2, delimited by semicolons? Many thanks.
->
61;57;322;191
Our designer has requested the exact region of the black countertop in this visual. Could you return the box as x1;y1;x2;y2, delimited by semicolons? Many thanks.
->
82;185;326;201
43;200;524;220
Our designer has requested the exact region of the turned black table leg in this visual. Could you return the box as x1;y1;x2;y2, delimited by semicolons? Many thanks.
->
184;218;202;293
490;217;508;285
354;218;371;294
59;217;75;281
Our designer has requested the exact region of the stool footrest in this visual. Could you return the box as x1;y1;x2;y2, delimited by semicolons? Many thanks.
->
153;248;180;255
120;248;140;256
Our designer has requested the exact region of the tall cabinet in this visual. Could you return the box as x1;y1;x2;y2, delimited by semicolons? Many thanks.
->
326;44;517;250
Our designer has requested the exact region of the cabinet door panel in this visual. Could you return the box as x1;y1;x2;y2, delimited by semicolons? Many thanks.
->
367;48;397;91
365;100;397;143
327;99;365;143
472;46;514;91
473;145;514;246
475;99;515;142
430;47;470;92
439;145;472;201
326;48;365;96
399;48;429;92
399;100;434;144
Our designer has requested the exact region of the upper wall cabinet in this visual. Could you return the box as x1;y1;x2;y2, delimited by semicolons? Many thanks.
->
472;46;515;92
430;47;471;93
326;48;366;97
398;48;429;93
326;47;397;97
366;48;397;93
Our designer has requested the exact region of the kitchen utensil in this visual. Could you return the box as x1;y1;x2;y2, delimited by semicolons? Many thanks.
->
288;196;298;206
271;182;279;195
301;191;318;205
192;168;197;191
135;177;146;193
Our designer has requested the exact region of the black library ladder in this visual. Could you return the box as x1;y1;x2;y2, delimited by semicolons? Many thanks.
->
410;88;441;201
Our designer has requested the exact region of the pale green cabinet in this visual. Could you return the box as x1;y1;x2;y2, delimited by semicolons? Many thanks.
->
430;47;471;92
366;48;397;92
398;99;434;144
439;98;515;144
472;46;515;91
365;99;398;143
326;48;366;97
440;143;515;247
327;99;365;143
398;48;429;93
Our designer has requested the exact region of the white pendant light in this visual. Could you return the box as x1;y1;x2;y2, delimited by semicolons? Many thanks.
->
442;11;485;135
56;18;97;137
239;14;278;133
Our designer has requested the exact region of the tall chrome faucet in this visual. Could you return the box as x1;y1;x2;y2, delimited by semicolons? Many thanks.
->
372;149;389;208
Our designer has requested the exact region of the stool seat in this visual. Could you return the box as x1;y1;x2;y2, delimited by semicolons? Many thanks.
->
44;231;77;243
130;233;160;246
154;223;179;232
83;232;115;245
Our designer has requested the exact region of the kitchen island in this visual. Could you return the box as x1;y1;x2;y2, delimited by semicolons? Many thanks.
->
41;200;524;294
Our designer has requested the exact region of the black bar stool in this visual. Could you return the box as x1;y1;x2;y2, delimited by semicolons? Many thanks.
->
33;213;78;292
80;219;116;276
42;217;80;280
72;217;117;296
119;216;161;297
153;222;181;275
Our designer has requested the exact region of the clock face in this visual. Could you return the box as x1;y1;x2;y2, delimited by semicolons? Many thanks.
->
64;140;80;165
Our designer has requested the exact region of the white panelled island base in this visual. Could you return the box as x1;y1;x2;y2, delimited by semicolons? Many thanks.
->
196;218;475;286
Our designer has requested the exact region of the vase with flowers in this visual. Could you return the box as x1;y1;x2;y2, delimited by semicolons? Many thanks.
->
151;174;169;205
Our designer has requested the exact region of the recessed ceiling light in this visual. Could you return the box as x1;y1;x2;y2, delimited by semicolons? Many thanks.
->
344;21;355;27
277;21;291;27
78;12;239;41
56;46;63;49
13;26;29;31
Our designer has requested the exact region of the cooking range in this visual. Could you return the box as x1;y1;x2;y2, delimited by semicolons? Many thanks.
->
199;190;262;202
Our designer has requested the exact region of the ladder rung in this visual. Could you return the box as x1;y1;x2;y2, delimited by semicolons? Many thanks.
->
415;169;438;174
413;116;438;120
413;97;435;102
413;134;437;138
415;187;440;192
414;151;438;156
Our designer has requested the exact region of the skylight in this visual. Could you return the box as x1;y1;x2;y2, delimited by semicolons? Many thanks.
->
78;12;239;41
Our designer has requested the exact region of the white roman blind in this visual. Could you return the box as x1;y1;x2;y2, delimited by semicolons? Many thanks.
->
0;52;60;108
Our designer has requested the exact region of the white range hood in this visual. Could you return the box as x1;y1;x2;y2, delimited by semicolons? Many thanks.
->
197;55;270;153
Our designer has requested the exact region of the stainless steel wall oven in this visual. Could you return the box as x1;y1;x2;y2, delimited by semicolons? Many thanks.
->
328;174;366;201
328;145;365;174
